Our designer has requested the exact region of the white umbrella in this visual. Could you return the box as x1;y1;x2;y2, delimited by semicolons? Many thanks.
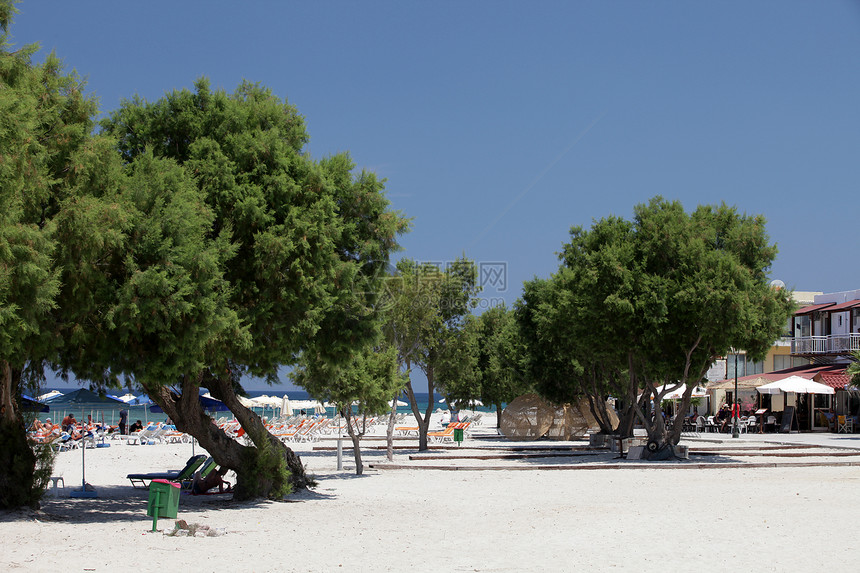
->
658;384;709;400
281;395;292;416
38;390;63;401
395;399;408;407
756;376;835;395
252;395;282;407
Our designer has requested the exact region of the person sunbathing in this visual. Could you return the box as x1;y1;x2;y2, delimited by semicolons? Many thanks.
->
191;466;232;495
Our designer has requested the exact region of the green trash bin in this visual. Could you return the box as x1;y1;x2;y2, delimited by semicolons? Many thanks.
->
453;427;464;445
147;479;180;531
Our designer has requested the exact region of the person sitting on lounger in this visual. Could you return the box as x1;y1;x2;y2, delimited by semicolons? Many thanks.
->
192;466;231;495
129;420;144;433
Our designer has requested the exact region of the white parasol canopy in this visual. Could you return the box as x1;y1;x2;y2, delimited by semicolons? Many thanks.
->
38;390;63;401
657;384;709;400
251;395;283;407
755;376;835;395
281;395;292;416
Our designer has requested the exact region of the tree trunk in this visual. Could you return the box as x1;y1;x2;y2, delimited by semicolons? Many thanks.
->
585;394;615;435
385;397;397;462
403;358;434;451
344;409;363;475
0;361;39;509
205;373;309;494
495;402;502;429
145;372;307;500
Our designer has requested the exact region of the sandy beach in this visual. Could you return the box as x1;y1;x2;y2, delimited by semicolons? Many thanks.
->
3;416;860;572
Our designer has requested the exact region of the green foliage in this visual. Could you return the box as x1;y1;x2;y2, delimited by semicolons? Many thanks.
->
0;419;42;509
384;257;481;369
293;343;405;419
436;314;481;405
519;196;794;441
239;435;292;501
102;79;408;381
476;305;531;407
847;351;860;387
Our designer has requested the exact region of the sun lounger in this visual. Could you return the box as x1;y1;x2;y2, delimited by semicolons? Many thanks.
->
427;422;471;443
126;454;207;489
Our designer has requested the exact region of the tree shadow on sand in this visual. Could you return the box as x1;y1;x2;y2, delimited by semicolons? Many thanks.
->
2;485;280;525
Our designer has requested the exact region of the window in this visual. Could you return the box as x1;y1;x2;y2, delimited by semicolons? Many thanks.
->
727;353;764;378
773;355;792;371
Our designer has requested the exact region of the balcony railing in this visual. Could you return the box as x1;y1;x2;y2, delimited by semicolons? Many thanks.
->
791;333;860;355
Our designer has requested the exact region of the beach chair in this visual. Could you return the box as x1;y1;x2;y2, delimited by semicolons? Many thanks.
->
428;422;471;444
183;457;217;490
126;425;158;445
395;425;420;437
126;454;207;489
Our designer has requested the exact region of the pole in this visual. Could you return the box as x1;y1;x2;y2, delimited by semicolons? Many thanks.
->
732;351;740;438
336;413;343;471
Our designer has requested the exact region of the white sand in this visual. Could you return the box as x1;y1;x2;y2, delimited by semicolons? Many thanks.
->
3;418;860;572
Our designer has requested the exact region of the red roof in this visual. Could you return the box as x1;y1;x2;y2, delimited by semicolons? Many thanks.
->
794;302;836;315
826;299;860;312
735;363;852;389
816;371;851;389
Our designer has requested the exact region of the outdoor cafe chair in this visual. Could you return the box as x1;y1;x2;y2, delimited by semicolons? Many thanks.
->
765;415;777;432
705;416;719;432
746;415;757;433
838;415;854;434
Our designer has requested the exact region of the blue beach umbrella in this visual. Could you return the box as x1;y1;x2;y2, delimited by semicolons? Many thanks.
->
149;394;230;413
21;395;49;413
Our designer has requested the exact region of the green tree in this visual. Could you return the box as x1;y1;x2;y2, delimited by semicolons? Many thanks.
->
435;313;482;414
100;79;407;497
475;304;531;427
383;258;480;450
521;197;794;451
517;215;639;435
0;1;109;508
292;342;404;475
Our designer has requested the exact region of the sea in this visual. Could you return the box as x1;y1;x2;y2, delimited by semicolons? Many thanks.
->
31;389;495;425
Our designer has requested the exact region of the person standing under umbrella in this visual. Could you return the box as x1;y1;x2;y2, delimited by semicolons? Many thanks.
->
119;409;128;435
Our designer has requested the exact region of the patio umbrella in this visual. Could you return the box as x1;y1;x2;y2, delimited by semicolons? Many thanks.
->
126;395;152;406
755;376;835;395
657;384;708;400
45;388;125;405
38;390;63;401
21;395;49;413
149;394;231;413
282;395;293;416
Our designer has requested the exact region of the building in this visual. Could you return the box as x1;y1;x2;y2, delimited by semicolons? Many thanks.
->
722;288;860;431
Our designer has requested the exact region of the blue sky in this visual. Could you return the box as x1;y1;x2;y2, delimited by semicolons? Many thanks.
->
11;2;860;392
